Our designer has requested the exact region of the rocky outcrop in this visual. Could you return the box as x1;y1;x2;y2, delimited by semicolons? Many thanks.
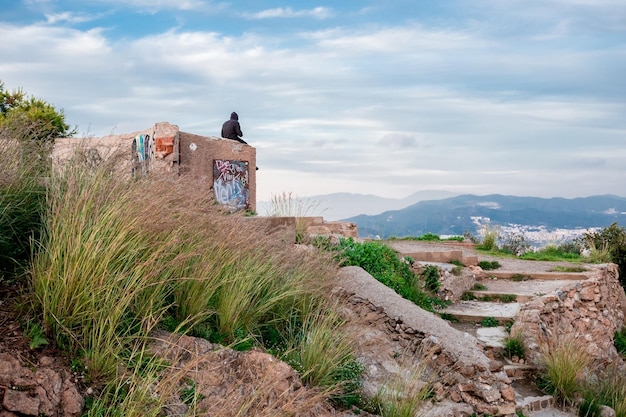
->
0;353;83;417
147;330;349;417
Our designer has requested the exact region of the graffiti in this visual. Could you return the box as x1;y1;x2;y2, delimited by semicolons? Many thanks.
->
131;134;153;176
213;159;249;210
83;147;103;168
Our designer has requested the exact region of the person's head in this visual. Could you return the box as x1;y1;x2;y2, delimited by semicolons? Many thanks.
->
230;112;238;121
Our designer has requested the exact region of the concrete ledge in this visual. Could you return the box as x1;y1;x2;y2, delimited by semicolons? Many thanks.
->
402;251;478;266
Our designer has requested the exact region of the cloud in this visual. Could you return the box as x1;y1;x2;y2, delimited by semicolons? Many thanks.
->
378;133;420;149
246;7;332;20
44;12;99;24
91;0;211;12
1;1;624;202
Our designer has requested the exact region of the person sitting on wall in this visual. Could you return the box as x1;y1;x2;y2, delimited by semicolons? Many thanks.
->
221;112;248;145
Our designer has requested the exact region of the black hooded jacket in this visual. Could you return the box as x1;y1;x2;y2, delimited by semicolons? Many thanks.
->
221;112;246;143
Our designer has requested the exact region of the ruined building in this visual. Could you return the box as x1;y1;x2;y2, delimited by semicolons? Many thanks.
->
53;122;257;212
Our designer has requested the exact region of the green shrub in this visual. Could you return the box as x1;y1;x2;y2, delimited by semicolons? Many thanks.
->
478;260;501;270
478;224;499;251
511;273;530;282
421;265;440;293
335;238;443;311
471;283;488;291
581;223;626;289
461;291;477;301
503;333;524;359
480;317;499;327
498;294;517;303
520;244;583;262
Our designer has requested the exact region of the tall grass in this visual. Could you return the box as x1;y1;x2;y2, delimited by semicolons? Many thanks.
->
265;191;326;242
27;153;357;414
30;159;179;379
537;334;593;405
372;352;432;417
478;223;500;251
0;126;48;277
282;306;358;388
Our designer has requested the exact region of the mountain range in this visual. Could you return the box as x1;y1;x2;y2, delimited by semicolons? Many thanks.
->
257;190;459;221
343;194;626;241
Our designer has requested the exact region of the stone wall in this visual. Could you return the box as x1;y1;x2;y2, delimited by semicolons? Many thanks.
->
512;263;626;366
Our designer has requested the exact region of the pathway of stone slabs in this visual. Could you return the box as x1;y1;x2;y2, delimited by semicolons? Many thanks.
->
385;240;587;416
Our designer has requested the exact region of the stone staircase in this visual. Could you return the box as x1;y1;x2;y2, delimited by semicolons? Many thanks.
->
386;241;596;416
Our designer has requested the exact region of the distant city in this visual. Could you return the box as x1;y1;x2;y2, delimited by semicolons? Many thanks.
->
468;216;598;247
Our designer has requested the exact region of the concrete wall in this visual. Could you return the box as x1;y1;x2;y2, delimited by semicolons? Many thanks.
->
52;122;257;212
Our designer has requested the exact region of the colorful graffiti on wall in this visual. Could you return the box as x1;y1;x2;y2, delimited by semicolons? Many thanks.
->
213;159;249;210
131;134;154;176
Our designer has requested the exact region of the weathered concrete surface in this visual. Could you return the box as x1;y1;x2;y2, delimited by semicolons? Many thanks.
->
336;267;493;368
441;300;521;323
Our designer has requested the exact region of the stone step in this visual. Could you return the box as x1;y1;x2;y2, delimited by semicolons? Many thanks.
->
505;363;536;380
475;326;508;348
401;250;478;266
469;278;584;301
487;270;589;281
440;301;520;323
469;290;533;303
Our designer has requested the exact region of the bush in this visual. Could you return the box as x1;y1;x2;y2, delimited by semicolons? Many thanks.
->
421;265;440;292
478;260;501;270
500;232;531;256
478;224;499;251
520;244;583;262
334;238;443;311
537;335;592;405
581;223;626;289
504;333;524;359
480;317;499;327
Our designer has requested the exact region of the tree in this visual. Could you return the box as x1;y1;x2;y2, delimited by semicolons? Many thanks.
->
0;80;75;142
0;81;75;276
582;222;626;289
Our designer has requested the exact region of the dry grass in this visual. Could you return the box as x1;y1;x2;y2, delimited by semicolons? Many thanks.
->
537;333;594;405
26;149;355;414
372;348;433;417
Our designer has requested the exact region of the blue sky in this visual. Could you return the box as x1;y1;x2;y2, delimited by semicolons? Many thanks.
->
2;0;625;203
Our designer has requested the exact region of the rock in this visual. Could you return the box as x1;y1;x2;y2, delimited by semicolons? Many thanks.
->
599;405;617;417
0;352;83;417
3;389;40;416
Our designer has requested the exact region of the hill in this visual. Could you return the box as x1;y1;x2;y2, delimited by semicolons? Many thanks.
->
258;190;459;220
345;194;626;241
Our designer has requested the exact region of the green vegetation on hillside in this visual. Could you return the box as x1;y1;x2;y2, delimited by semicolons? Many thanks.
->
323;238;445;312
391;233;464;242
580;223;626;288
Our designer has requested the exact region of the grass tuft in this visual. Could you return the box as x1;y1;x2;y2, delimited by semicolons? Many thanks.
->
536;334;593;405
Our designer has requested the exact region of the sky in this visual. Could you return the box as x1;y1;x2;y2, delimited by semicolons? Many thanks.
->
1;0;625;203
